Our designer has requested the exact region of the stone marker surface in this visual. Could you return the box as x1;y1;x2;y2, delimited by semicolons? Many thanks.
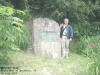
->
32;18;61;58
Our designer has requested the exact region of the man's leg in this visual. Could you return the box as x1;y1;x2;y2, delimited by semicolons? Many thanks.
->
65;39;69;58
61;37;66;58
66;39;70;58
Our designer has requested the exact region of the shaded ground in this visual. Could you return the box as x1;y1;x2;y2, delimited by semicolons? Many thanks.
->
2;50;93;75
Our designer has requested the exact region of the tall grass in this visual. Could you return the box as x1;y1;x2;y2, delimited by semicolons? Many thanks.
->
77;35;100;75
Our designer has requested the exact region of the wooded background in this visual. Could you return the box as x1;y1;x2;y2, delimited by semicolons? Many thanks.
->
0;0;100;74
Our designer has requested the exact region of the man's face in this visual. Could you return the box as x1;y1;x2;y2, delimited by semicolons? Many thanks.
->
64;19;69;25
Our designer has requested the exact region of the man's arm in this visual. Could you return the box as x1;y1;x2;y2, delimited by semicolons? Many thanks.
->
70;26;73;38
69;26;73;42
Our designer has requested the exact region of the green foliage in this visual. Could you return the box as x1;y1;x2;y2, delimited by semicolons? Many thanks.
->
0;0;14;7
28;0;100;38
14;10;26;19
77;35;100;75
77;36;100;56
0;6;14;16
0;5;29;64
0;0;30;20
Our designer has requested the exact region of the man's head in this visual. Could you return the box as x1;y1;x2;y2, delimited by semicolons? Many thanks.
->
64;18;69;25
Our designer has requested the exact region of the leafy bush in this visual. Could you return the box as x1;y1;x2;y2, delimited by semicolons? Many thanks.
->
0;5;29;64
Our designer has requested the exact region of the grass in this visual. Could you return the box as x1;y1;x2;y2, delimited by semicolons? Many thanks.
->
1;50;93;75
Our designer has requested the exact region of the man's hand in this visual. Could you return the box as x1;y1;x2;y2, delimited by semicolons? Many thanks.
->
69;38;72;42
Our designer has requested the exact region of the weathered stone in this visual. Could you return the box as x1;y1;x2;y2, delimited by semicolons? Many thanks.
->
32;18;61;58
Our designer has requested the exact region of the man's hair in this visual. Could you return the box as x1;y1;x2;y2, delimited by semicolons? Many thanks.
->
64;18;69;21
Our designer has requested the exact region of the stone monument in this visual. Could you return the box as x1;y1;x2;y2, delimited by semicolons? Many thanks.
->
32;18;61;58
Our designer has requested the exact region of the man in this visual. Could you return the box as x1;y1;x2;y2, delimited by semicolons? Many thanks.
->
60;18;73;58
